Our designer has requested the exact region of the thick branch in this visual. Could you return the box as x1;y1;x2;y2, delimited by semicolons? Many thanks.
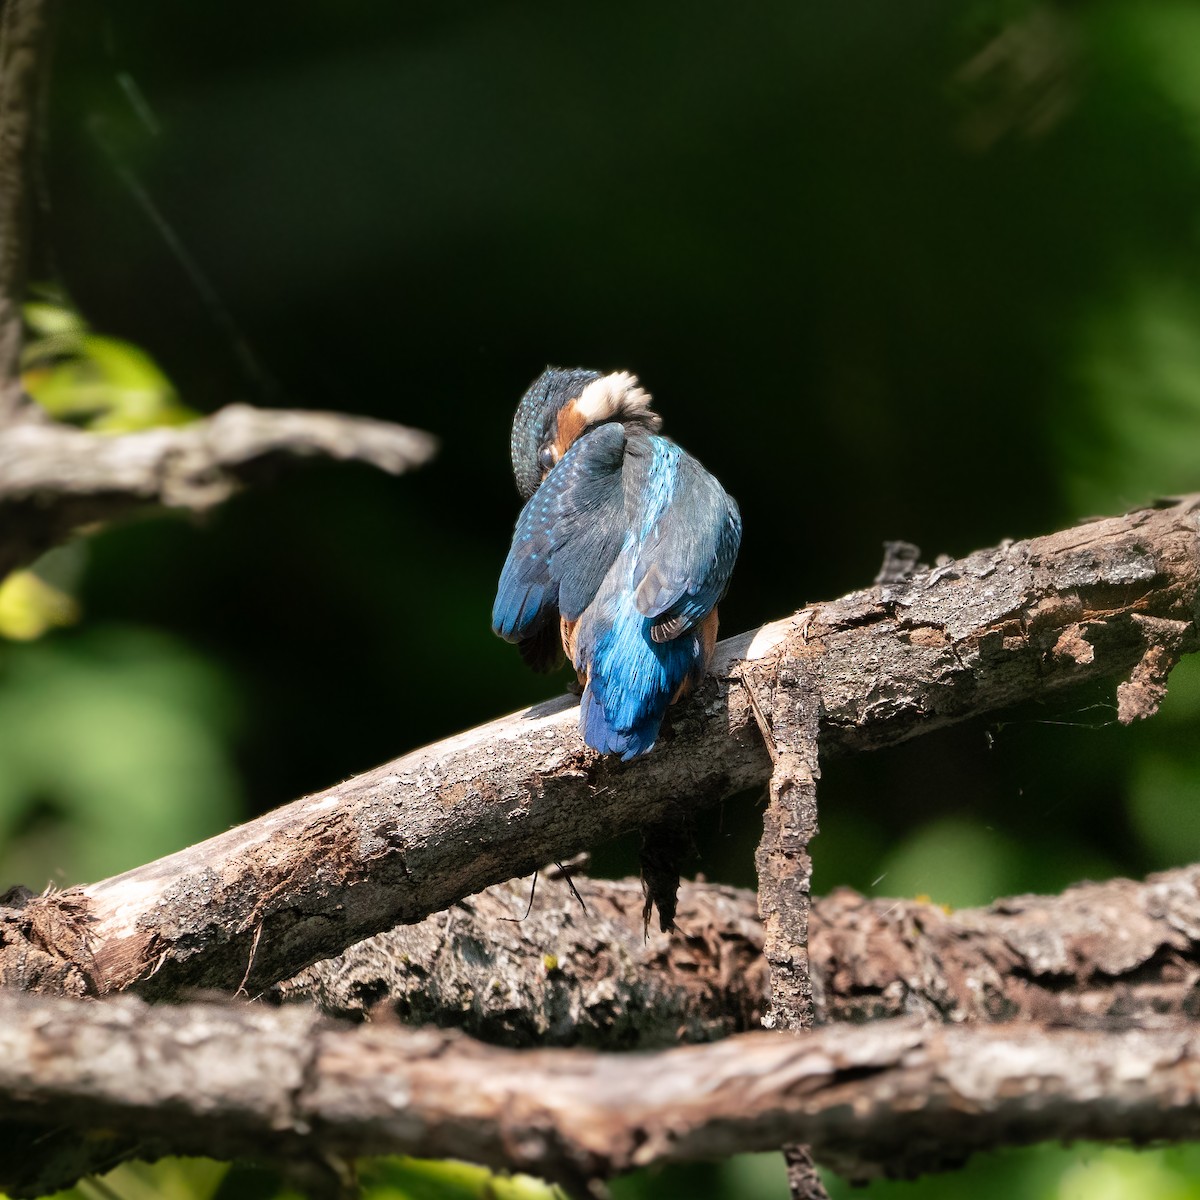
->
4;496;1198;999
275;876;769;1047
15;863;1200;1194
0;0;55;421
0;403;438;576
6;991;1200;1196
809;866;1200;1027
276;862;1200;1042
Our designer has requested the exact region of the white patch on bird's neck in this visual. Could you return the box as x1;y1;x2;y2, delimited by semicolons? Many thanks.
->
574;371;662;431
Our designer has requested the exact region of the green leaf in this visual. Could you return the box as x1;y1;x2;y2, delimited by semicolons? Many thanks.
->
21;296;197;433
360;1158;566;1200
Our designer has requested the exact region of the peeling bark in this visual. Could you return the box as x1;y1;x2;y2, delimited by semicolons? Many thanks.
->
1116;613;1190;723
3;496;1198;1001
11;8;1195;1196
6;992;1200;1196
14;864;1200;1193
0;886;91;997
807;498;1200;750
0;404;438;576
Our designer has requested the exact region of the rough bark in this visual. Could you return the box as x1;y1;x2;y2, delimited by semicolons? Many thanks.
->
744;655;827;1200
275;876;768;1048
0;404;438;577
3;495;1198;1001
7;991;1200;1197
746;654;820;1032
808;867;1200;1027
278;862;1200;1041
0;0;55;421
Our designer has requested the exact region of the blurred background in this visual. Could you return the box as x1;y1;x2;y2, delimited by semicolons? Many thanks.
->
7;1;1200;1196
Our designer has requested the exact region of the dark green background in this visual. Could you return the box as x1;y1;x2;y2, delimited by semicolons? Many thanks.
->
7;2;1200;1197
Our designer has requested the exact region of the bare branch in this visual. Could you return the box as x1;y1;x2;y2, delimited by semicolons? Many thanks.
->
744;655;827;1200
809;866;1200;1027
13;861;1200;1194
745;655;821;1031
277;862;1200;1042
0;403;438;576
69;498;1200;996
275;876;769;1047
1;495;1195;999
5;991;1200;1197
0;0;56;421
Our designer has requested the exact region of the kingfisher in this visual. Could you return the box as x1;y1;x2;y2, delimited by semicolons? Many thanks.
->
492;367;742;760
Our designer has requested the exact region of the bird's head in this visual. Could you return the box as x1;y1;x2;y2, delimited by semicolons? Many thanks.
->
510;367;662;499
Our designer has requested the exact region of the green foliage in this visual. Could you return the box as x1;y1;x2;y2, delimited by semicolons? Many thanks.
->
824;1144;1200;1200
0;568;79;641
359;1159;566;1200
9;1159;568;1200
2;1159;232;1200
0;626;241;886
1069;276;1200;515
874;816;1020;910
611;1155;788;1200
22;294;196;432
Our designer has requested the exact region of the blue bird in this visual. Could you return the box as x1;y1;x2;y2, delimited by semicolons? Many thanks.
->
493;367;742;760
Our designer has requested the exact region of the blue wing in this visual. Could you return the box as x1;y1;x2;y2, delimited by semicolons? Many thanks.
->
491;423;628;652
630;449;742;642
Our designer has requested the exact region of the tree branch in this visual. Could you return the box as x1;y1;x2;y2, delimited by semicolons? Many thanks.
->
275;876;769;1047
809;866;1200;1027
275;862;1200;1042
2;495;1197;1000
744;655;827;1199
0;403;438;576
745;655;820;1033
13;862;1200;1194
5;991;1200;1197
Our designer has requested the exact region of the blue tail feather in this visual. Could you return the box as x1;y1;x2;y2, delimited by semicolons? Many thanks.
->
580;683;662;761
577;598;703;760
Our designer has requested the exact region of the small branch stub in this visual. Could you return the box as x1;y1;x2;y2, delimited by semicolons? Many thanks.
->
1117;614;1191;723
